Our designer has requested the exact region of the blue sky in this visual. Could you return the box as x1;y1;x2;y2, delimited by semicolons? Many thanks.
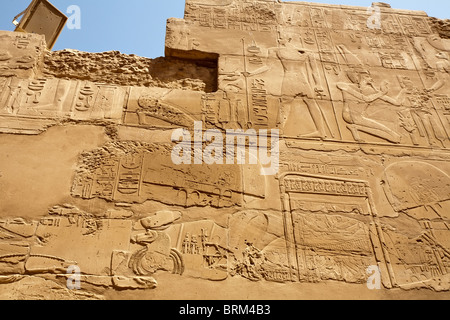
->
0;0;448;58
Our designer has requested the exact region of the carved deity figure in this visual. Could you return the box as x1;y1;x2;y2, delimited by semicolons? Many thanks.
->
391;76;447;147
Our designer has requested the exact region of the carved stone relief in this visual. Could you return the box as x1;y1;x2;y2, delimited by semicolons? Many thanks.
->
70;141;249;208
124;87;202;129
0;31;46;79
0;78;127;134
0;0;449;300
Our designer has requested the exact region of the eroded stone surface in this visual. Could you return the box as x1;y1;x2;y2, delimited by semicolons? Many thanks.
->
44;50;217;92
0;0;449;300
430;17;450;39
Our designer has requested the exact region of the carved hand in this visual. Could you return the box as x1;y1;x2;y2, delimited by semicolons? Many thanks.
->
380;80;390;95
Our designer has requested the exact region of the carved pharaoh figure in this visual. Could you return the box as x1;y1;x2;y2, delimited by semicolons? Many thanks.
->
337;68;402;144
271;33;329;139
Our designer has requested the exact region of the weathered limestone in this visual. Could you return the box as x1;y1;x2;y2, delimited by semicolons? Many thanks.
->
0;0;449;300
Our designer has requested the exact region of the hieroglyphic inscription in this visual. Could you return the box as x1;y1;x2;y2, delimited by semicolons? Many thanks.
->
436;95;450;115
14;34;32;50
283;161;368;178
379;52;408;69
185;2;278;33
283;177;367;197
251;79;269;127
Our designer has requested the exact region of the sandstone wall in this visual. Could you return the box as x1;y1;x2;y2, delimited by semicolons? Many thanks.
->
0;0;449;300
